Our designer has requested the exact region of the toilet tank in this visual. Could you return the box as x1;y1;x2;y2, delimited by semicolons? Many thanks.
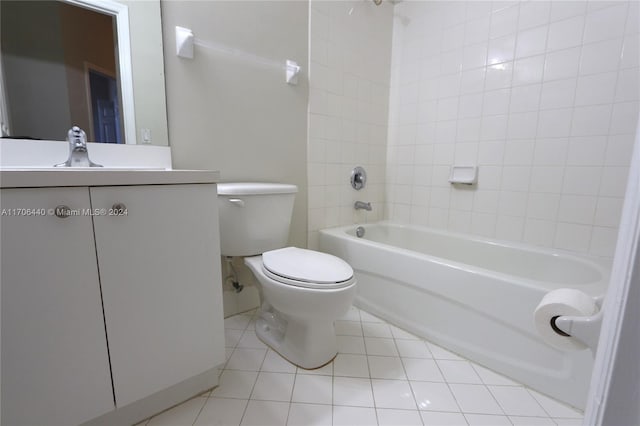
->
217;183;298;257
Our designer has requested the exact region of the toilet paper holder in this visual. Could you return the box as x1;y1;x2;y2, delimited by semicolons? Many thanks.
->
552;308;604;353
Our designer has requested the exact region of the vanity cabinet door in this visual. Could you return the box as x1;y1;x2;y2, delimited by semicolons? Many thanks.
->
90;184;225;407
0;187;115;426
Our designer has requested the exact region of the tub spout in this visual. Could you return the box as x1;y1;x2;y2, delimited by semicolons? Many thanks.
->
354;201;372;211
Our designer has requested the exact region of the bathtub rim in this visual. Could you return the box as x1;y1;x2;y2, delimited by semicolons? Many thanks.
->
319;220;610;298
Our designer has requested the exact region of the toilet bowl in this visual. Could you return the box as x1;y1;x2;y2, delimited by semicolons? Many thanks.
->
245;247;356;368
217;183;357;369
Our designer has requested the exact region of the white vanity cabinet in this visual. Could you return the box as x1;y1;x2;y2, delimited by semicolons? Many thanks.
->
1;177;225;426
90;184;224;408
1;187;115;426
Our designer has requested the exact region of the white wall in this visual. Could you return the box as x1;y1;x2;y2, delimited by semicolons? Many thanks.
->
386;1;639;259
162;1;309;316
307;0;394;249
120;0;169;146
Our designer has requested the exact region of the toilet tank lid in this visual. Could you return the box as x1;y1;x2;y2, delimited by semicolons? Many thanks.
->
217;182;298;195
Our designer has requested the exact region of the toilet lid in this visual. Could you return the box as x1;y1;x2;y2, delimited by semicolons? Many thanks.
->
262;247;354;288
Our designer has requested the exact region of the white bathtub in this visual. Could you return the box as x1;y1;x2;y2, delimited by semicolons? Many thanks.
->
319;222;609;409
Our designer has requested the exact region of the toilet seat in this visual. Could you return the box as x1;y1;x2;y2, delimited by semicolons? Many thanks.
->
262;247;355;290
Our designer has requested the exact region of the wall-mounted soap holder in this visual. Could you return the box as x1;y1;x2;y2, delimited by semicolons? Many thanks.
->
449;165;477;185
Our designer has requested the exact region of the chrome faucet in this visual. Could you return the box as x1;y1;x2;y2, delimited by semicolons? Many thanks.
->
354;201;372;211
55;126;102;167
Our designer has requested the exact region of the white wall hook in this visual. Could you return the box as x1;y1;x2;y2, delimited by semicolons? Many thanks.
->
176;26;194;59
286;60;300;85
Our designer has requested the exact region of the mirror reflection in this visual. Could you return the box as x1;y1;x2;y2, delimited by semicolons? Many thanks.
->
0;0;168;146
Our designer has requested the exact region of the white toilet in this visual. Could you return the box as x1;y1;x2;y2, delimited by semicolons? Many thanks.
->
217;183;357;369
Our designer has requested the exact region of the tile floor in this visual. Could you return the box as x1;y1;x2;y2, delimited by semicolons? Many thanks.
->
140;306;583;426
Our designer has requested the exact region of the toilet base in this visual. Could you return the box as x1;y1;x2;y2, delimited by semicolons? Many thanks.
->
255;307;338;369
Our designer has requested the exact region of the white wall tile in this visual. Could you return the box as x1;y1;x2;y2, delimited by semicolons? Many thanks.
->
455;142;479;163
571;104;612;136
605;134;635;166
480;115;508;140
594;197;624;227
509;84;541;112
524;219;556;247
507;112;538;139
610;101;640;134
463;43;488;70
615;68;640;102
380;0;634;258
527;193;560;220
478;141;506;164
441;49;464;75
495;215;525;241
488;34;517;65
501;167;531;191
590;226;619;257
530;167;564;193
467;2;493;21
562;166;602;195
626;1;640;34
544;47;581;81
474;190;500;213
477;165;503;190
533;138;568;166
459;93;484;118
566;136;607;166
583;3;628;44
465;16;492;45
490;4;520;39
558;195;597;224
437;98;459;121
471;212;497;236
483;89;511;116
575;71;618;106
457;119;482;142
537;108;572;138
554;223;592;252
600;166;629;197
540;78;577;110
504;140;535;165
550;2;587;23
515;26;548;59
485;62;514;90
518;2;550;30
580;38;624;75
461;68;487;93
547;16;585;52
442;24;466;52
498;190;528;214
513;55;545;86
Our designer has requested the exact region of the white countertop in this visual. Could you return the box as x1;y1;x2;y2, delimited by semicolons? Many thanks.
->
0;168;220;188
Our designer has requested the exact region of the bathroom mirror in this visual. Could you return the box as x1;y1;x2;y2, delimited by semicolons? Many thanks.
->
0;0;168;146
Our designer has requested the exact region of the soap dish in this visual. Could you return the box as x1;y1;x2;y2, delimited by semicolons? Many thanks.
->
448;165;478;185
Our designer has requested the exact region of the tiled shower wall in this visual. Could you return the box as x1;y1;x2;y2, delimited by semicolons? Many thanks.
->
386;1;639;258
307;0;394;249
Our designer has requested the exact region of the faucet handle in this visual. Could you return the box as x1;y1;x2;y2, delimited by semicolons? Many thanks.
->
55;126;102;167
68;126;87;147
